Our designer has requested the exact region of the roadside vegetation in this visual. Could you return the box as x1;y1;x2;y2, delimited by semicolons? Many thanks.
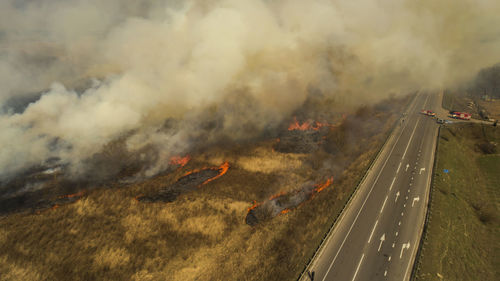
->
414;123;499;281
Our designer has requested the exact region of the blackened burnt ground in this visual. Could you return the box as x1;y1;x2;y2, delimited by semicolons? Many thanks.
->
137;168;220;203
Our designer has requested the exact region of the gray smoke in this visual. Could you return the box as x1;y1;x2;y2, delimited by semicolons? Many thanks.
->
1;0;499;182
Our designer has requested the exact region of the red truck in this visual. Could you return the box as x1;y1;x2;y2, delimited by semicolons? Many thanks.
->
420;110;436;117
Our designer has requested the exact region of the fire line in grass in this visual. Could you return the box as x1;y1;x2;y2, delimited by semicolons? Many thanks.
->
169;155;191;167
35;191;85;213
137;162;229;203
245;177;333;226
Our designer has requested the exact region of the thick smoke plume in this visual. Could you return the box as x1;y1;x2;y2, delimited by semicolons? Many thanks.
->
1;0;499;183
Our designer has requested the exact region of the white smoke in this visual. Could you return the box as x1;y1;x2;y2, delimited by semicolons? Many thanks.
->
1;0;499;181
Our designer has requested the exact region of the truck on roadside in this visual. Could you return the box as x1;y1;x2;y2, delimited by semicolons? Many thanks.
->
450;111;471;120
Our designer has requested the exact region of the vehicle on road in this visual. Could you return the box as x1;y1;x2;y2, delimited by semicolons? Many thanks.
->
420;110;436;117
437;119;445;124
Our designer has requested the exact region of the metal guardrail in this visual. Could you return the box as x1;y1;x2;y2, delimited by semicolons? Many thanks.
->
296;93;418;281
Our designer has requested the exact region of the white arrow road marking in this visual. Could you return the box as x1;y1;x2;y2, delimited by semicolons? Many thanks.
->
412;196;420;207
395;191;400;202
419;167;426;174
405;164;410;171
400;242;411;259
378;234;385;252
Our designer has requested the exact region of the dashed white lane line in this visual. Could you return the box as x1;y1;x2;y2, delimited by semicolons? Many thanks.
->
398;221;401;226
320;115;408;281
392;243;395;248
389;177;396;190
351;254;365;281
384;270;387;276
402;119;420;159
388;255;392;261
380;196;388;214
368;220;378;243
404;204;406;208
397;162;402;173
401;212;404;217
395;232;398;237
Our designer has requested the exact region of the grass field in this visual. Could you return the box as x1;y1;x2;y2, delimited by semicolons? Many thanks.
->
415;123;499;280
0;96;409;281
477;100;500;121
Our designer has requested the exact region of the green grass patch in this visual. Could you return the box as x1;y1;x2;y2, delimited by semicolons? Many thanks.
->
415;124;499;281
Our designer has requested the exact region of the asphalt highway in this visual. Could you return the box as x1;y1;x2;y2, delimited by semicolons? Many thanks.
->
301;92;440;281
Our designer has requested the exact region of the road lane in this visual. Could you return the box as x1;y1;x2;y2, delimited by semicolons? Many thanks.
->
300;92;439;281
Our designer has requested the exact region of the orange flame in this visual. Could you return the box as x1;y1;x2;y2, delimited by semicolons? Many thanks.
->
133;194;144;202
269;191;286;200
170;155;191;167
247;200;260;212
182;162;230;187
202;162;230;185
288;117;314;131
58;191;85;199
314;177;334;193
288;117;339;131
247;177;334;218
280;208;291;215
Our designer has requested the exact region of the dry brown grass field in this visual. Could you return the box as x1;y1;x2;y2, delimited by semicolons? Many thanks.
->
0;96;409;281
477;100;500;121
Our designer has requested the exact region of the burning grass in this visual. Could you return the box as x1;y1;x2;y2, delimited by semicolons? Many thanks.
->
246;177;333;226
0;95;410;281
169;155;191;167
136;162;229;203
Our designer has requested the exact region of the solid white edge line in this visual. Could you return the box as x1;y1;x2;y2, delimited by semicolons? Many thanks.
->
396;162;402;173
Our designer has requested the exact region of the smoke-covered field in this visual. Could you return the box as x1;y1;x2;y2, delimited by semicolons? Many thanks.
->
0;93;408;280
0;0;499;280
1;0;499;185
